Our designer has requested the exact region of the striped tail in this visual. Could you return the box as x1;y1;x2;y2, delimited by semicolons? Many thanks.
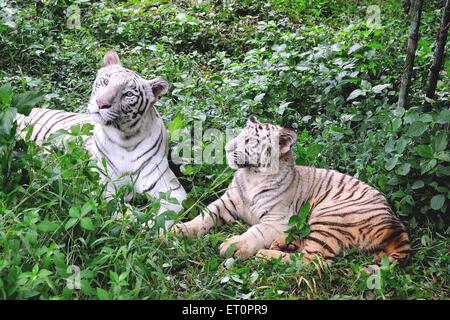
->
373;226;411;265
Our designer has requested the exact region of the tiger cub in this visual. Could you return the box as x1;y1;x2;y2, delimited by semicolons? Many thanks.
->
16;51;187;229
174;117;410;264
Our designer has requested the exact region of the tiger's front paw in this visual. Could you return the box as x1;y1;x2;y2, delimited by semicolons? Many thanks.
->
173;221;203;238
270;234;303;252
219;236;258;259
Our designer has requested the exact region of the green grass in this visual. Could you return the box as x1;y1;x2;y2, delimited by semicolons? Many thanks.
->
0;0;449;299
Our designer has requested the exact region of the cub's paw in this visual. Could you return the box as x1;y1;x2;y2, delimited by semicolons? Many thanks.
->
270;234;303;252
219;236;258;259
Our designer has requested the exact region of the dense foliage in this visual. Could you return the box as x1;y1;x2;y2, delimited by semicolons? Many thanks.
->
0;0;448;299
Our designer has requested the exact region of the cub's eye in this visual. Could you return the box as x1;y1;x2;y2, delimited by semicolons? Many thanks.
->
103;78;109;85
124;91;134;97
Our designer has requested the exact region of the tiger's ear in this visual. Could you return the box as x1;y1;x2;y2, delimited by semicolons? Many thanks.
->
246;116;260;126
279;128;297;154
148;77;169;100
103;50;121;66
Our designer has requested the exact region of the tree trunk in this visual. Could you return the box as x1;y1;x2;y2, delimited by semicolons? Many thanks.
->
425;0;450;110
403;0;411;14
398;0;424;109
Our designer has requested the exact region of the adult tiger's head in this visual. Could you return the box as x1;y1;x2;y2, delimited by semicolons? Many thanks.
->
87;51;169;132
225;116;297;173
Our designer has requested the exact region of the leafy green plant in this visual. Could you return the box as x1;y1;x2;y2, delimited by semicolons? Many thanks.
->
0;83;44;193
286;202;311;244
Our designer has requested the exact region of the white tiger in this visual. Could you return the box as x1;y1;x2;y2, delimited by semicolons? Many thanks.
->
16;51;187;229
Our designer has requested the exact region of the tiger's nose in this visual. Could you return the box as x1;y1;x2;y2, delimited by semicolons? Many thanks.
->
96;98;112;109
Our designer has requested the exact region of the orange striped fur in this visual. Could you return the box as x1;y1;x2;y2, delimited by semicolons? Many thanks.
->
175;117;410;265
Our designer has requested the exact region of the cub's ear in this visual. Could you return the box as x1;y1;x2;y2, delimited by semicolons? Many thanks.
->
148;77;170;100
279;128;298;154
103;50;121;66
246;116;260;126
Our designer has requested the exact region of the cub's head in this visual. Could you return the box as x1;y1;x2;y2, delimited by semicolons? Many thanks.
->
225;116;297;173
88;51;169;131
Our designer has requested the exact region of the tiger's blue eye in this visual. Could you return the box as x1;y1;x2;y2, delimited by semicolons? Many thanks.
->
124;91;134;97
103;79;109;85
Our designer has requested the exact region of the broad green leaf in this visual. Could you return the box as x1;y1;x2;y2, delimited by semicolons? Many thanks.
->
80;123;94;136
106;200;117;216
288;215;300;226
118;272;129;282
372;84;389;93
11;91;44;115
384;139;395;153
420;159;437;174
367;42;383;49
436;109;450;124
253;93;265;102
0;83;13;106
436;152;450;162
110;271;119;283
167;115;186;134
391;118;402;132
346;89;365;101
436;166;450;175
395;163;411;176
96;288;109;300
298;225;311;238
81;201;94;216
411;180;424;189
207;257;219;271
209;75;223;83
80;217;95;231
36;220;59;232
306;144;323;159
272;43;287;52
69;206;81;218
64;218;78;230
298;201;311;224
393;107;405;118
395;138;408;154
38;269;53;277
418;113;433;123
69;124;81;136
0;107;17;135
430;194;445;210
415;145;433;158
433;132;447;153
360;80;372;91
407;121;428;137
277;101;293;115
385;157;398;171
249;271;259;284
348;43;363;54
